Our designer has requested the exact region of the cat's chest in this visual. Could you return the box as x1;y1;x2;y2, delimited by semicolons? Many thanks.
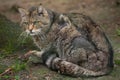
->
32;35;50;49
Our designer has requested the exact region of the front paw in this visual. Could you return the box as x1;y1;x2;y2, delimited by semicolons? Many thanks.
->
24;50;37;58
27;50;44;63
18;50;37;61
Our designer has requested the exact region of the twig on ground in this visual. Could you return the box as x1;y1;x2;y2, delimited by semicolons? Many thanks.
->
0;67;13;76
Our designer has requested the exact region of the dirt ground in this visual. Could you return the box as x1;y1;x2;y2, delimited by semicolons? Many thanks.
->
0;0;120;80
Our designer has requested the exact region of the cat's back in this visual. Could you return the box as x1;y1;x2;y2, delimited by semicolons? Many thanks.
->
65;12;113;68
64;13;94;27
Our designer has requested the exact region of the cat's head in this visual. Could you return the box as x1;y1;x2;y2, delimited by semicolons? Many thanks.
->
18;5;51;36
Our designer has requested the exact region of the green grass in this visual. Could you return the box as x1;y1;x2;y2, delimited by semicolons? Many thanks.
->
0;59;27;80
12;60;27;72
0;64;8;74
115;59;120;65
0;15;33;79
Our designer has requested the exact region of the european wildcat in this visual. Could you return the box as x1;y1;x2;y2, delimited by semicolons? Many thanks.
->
18;5;113;77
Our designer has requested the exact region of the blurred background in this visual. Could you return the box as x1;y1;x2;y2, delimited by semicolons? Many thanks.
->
0;0;120;80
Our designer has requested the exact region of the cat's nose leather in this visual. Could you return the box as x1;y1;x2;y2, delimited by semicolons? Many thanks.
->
29;29;33;33
29;24;34;32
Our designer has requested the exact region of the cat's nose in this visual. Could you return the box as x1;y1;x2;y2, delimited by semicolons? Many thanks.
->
29;24;34;33
29;29;33;33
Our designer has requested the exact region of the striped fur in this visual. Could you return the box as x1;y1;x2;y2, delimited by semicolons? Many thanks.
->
18;5;113;77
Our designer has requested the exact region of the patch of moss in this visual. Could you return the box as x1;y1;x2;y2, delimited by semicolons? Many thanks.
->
0;14;36;56
0;14;21;54
114;59;120;65
116;29;120;36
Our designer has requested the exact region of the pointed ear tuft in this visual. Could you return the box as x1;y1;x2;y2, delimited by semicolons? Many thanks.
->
58;14;71;28
18;8;28;17
38;5;43;13
59;14;71;24
38;5;48;16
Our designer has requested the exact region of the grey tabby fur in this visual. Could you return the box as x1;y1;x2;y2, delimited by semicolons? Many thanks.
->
18;5;113;77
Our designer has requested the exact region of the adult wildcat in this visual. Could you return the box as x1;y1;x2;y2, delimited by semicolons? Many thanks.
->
18;5;113;77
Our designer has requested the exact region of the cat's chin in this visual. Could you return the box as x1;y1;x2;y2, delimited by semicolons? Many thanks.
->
30;33;36;36
28;32;39;36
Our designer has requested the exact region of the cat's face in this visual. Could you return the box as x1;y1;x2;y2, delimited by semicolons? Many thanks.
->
18;5;50;36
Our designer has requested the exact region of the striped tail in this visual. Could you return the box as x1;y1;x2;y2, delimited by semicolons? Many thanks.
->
44;56;108;77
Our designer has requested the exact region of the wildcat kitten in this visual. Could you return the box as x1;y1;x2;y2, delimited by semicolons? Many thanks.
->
18;5;113;77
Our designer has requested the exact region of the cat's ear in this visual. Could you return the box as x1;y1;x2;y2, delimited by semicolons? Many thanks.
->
18;8;28;17
38;4;48;17
57;14;71;28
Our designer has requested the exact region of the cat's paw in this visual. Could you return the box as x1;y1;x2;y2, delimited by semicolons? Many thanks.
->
24;50;37;58
25;50;43;64
18;50;44;62
18;50;37;61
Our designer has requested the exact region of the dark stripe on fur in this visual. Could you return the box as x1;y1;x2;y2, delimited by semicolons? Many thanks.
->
41;49;57;64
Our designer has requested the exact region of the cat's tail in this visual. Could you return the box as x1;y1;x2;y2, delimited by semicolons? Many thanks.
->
44;56;109;77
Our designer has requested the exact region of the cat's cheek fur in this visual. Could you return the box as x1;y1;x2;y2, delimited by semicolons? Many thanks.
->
26;30;30;34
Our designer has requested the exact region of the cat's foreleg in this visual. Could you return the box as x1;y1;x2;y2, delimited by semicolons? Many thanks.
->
19;50;44;62
24;50;44;58
26;50;45;63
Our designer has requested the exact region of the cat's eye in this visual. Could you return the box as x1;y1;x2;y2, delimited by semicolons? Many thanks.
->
33;21;40;24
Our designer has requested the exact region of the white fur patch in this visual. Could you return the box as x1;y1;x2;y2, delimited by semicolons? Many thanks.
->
34;50;44;57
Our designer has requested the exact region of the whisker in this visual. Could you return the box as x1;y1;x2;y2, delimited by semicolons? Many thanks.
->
40;31;46;40
38;32;44;41
17;32;25;41
37;32;41;40
42;33;46;40
17;31;29;45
